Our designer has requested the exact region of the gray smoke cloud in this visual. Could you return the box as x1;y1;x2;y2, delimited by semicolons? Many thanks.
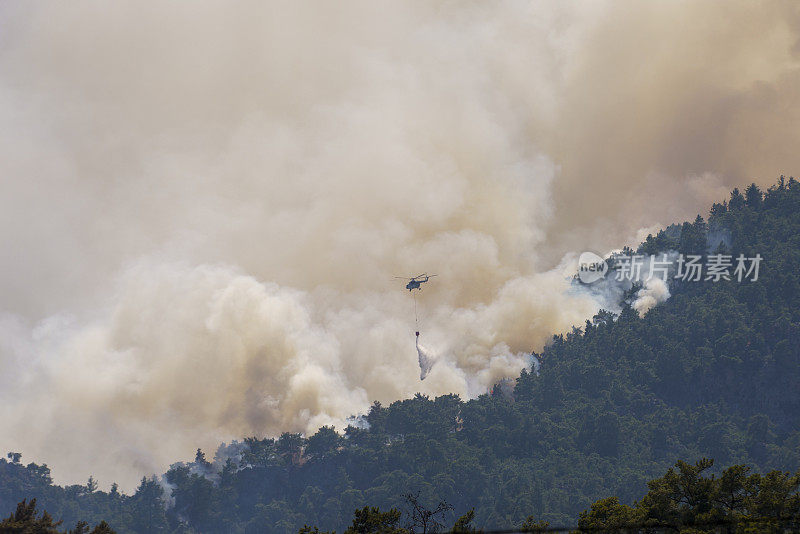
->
1;1;799;490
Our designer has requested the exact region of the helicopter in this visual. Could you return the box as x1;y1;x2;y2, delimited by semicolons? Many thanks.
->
395;273;437;291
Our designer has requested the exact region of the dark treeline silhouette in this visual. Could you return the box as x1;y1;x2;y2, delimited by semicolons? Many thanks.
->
0;498;114;533
301;459;800;533
2;178;800;533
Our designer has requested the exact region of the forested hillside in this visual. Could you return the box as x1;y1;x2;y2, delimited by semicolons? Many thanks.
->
2;178;799;533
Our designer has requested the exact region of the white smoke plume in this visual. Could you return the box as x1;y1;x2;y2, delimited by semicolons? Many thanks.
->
1;1;799;490
576;250;680;314
633;278;672;316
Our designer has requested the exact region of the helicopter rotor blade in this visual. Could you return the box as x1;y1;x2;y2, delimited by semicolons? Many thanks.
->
394;273;437;282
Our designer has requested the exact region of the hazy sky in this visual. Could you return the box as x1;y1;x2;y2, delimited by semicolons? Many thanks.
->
1;1;799;490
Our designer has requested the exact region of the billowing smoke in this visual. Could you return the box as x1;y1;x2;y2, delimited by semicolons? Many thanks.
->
1;1;799;490
579;250;680;314
633;278;671;316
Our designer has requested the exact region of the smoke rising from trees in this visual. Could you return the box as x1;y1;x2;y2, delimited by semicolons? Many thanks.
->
1;1;799;489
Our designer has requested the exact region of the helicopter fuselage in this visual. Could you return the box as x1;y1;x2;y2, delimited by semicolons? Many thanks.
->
406;280;422;290
400;274;433;291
